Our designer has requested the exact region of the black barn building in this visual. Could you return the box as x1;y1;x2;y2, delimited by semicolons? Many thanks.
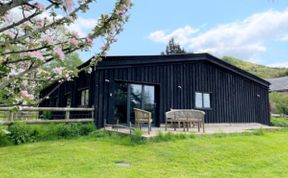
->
40;53;271;127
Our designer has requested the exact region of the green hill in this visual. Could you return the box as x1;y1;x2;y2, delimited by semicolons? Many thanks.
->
222;56;288;79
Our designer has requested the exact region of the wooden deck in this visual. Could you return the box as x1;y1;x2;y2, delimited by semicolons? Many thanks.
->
105;123;279;138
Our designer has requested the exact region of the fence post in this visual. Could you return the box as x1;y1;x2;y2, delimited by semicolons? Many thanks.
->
9;111;14;121
65;106;70;120
91;105;95;120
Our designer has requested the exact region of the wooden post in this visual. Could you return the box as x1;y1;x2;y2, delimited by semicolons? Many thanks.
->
91;105;95;120
65;106;70;120
9;111;14;121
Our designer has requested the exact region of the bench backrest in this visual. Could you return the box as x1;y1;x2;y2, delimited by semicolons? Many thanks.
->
134;108;152;122
166;109;205;121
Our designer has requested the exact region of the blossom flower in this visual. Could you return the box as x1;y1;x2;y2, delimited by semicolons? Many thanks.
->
44;36;53;45
53;67;64;75
22;80;28;86
33;2;45;12
35;19;44;27
28;51;45;61
71;31;79;38
69;38;79;47
3;31;14;38
54;47;65;60
19;90;34;100
20;90;29;98
64;0;74;12
85;37;93;46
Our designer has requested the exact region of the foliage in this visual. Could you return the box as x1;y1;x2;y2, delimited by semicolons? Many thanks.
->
0;129;12;146
1;123;96;146
0;0;132;105
79;123;96;136
7;123;34;144
271;117;288;127
89;129;111;138
1;130;288;177
161;38;186;55
44;52;83;71
41;111;52;120
223;56;288;79
269;92;288;114
56;124;81;138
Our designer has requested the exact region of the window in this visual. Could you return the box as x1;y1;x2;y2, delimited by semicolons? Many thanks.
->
80;89;89;106
195;92;211;109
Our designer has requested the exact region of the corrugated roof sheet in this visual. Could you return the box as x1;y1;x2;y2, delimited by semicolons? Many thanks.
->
267;76;288;91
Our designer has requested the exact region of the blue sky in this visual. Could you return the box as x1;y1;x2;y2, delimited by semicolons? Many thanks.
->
73;0;288;67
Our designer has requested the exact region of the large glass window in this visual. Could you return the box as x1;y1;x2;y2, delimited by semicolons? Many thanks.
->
195;92;211;109
80;89;89;106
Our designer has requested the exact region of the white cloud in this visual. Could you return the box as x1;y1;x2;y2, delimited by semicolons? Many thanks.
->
148;9;288;60
267;62;288;68
68;17;98;37
149;26;199;46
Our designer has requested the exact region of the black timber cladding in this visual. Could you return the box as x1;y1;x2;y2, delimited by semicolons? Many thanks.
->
40;53;270;127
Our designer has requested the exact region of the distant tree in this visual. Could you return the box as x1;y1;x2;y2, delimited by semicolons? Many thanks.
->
161;38;186;55
45;52;82;71
270;92;288;115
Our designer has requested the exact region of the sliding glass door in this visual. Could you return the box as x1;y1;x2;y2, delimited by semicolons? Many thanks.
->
114;82;156;125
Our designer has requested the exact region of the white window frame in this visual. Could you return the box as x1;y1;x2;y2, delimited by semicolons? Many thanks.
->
195;92;211;109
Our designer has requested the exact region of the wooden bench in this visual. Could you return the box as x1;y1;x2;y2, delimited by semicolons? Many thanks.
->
165;109;205;132
134;108;153;134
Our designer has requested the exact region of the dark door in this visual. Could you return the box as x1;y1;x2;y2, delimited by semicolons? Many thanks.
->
114;82;157;125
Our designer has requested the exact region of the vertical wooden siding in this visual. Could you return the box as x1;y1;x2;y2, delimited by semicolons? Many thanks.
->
41;60;270;128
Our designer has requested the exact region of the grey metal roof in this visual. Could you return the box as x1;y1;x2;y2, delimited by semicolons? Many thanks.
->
267;76;288;91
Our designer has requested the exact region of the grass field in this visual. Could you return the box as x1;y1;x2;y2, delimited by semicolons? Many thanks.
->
0;129;288;178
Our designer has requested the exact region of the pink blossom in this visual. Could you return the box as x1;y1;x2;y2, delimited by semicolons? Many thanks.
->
64;0;74;12
44;36;53;45
33;2;45;12
35;19;44;27
53;67;64;75
85;37;93;46
69;38;79;47
23;5;33;11
19;90;34;100
54;47;65;60
20;90;29;98
71;31;79;38
3;31;14;38
28;51;45;61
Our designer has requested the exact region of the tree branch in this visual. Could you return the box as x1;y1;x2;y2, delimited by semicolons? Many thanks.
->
0;0;31;16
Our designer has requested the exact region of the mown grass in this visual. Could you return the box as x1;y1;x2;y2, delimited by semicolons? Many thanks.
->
0;129;288;178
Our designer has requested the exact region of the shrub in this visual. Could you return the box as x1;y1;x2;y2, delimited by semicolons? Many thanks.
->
0;129;12;147
270;92;288;115
79;123;96;136
56;124;80;138
89;130;109;138
130;128;145;145
8;123;34;144
41;111;52;120
271;117;288;127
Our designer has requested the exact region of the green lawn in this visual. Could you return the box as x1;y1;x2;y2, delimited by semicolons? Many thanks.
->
1;130;288;178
